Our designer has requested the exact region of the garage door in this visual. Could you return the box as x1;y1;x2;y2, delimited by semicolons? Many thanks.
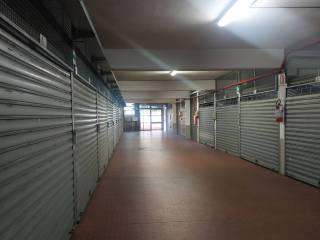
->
0;30;73;240
216;98;240;156
113;104;117;147
191;97;198;141
107;100;114;158
240;96;279;171
117;107;121;141
97;94;108;177
73;77;98;216
116;107;120;142
199;105;215;147
286;90;320;187
119;108;123;137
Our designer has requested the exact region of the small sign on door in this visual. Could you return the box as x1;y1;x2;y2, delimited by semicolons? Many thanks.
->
39;33;47;48
278;73;286;86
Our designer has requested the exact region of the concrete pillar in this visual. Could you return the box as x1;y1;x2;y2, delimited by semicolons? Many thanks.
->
172;103;177;133
213;93;217;149
185;99;191;139
196;92;200;143
278;73;287;175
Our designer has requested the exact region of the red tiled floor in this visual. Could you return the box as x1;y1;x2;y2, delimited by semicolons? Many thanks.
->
72;131;320;240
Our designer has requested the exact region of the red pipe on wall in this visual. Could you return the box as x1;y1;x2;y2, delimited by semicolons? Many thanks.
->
223;70;282;90
222;37;320;90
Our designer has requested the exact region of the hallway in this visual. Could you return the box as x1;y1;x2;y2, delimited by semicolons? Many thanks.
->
72;132;320;240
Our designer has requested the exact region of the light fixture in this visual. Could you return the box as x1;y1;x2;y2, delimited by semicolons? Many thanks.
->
218;0;254;27
170;70;178;76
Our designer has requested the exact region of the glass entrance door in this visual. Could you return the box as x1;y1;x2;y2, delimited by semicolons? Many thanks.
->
140;109;151;131
151;109;162;130
139;107;163;131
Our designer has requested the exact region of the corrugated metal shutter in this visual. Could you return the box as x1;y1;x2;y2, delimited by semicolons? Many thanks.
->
216;99;240;156
191;97;198;141
113;104;117;147
73;77;98;216
0;30;73;240
118;108;122;138
240;98;279;171
286;93;320;186
97;94;108;177
117;107;121;141
107;100;114;158
122;109;124;135
116;107;119;142
199;106;214;147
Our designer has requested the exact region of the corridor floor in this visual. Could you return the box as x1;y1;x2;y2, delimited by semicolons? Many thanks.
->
72;131;320;240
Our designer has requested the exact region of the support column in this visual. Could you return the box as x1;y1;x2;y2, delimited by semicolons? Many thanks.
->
196;92;200;143
237;87;241;156
71;50;79;223
213;93;217;149
278;73;287;175
185;99;191;139
172;103;177;134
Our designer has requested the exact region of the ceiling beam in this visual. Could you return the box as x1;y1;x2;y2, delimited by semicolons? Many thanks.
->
118;80;215;91
104;49;284;70
125;98;176;104
122;91;190;100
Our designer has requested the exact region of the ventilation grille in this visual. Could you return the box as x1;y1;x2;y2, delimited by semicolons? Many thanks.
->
241;90;277;102
287;81;320;97
0;0;73;66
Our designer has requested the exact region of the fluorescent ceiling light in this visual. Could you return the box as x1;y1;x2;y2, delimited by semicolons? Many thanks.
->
170;70;178;76
218;0;254;27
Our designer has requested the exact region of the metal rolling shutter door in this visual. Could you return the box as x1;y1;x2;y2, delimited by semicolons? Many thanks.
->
190;97;197;141
73;77;98;215
286;94;320;186
107;100;114;158
199;106;215;147
216;100;240;156
119;108;123;137
0;31;73;240
113;104;117;147
117;107;121;141
97;94;108;177
119;108;122;138
122;108;124;135
115;106;119;142
240;98;279;171
117;107;119;141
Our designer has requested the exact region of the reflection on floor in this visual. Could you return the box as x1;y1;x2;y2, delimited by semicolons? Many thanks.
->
72;131;320;240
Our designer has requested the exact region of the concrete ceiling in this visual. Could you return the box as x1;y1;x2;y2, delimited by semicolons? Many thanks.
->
114;70;227;81
84;0;320;50
83;0;320;103
114;70;224;103
253;0;320;8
